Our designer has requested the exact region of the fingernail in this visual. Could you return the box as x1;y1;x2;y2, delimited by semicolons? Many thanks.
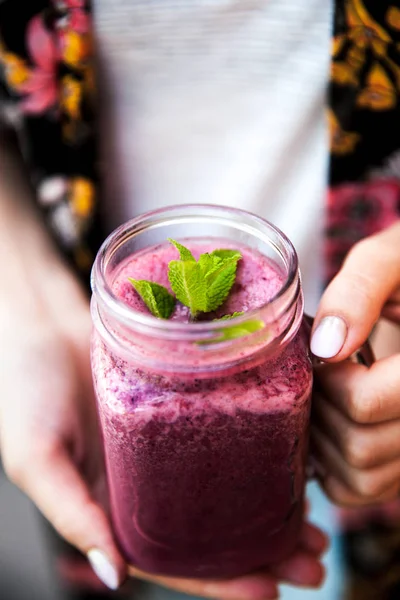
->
87;549;119;590
310;316;347;358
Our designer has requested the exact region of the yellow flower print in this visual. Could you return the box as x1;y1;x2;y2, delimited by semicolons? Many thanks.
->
69;178;95;219
331;28;366;87
347;45;365;71
60;30;91;69
61;75;82;119
332;35;346;58
387;6;400;31
332;61;359;86
347;0;390;54
357;62;397;111
330;0;390;89
328;110;361;156
331;1;400;111
0;42;30;90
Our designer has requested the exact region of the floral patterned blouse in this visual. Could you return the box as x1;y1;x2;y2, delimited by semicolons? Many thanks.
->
0;0;400;287
1;1;400;599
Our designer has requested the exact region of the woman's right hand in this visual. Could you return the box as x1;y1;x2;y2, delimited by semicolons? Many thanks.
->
0;135;127;588
0;270;128;589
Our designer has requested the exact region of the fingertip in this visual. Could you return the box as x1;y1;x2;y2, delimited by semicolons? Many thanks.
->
80;503;127;586
269;553;325;588
87;547;127;590
301;522;330;555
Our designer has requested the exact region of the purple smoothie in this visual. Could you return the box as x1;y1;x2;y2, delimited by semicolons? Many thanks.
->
92;240;312;578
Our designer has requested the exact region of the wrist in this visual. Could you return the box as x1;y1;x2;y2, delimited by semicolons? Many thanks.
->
0;226;87;330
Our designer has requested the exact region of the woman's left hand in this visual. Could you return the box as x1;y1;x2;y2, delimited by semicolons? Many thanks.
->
57;517;327;599
310;221;400;506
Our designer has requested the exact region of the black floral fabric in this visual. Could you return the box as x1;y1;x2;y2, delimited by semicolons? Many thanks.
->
0;0;103;281
327;0;400;285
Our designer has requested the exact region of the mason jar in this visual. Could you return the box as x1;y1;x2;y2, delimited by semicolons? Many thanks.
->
90;204;312;579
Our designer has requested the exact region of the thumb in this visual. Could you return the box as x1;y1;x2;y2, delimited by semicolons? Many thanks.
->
311;223;400;361
6;442;126;590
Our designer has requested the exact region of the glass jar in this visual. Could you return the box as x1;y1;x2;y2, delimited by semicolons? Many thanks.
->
90;204;312;579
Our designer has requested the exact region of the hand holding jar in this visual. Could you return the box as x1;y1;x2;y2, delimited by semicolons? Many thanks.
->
311;222;400;506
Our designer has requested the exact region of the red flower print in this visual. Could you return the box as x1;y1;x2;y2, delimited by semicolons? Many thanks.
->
19;16;58;114
53;0;91;69
54;0;90;34
325;179;400;284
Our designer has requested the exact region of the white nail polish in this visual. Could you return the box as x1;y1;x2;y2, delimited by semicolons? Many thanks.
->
310;316;347;359
87;549;119;590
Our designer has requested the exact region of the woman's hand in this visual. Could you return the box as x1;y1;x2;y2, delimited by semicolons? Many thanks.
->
0;273;128;589
310;221;400;506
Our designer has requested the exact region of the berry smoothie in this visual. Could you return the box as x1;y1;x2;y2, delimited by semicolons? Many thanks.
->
91;240;312;579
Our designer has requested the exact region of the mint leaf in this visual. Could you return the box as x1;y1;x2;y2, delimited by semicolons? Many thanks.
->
128;278;175;319
214;312;244;321
217;319;265;341
204;255;241;312
168;260;208;316
198;253;222;278
210;249;242;262
168;238;196;262
167;240;242;317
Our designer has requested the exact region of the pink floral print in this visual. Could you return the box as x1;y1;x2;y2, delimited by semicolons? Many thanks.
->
19;16;58;114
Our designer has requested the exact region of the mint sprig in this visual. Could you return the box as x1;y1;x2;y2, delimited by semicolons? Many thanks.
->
128;279;175;319
168;241;241;318
127;241;257;342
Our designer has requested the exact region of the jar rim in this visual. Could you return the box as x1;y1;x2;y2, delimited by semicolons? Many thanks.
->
91;203;299;340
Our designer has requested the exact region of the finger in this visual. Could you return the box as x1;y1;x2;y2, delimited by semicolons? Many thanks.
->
311;427;400;501
128;566;279;600
382;288;400;322
382;302;400;322
322;477;399;508
339;499;400;530
313;392;400;468
299;521;329;556
311;222;400;361
304;498;311;517
316;355;400;423
268;552;325;588
4;441;126;590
